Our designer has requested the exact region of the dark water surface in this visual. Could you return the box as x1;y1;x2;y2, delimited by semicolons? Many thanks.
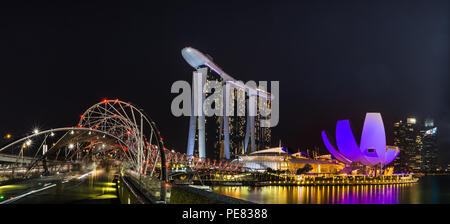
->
213;175;450;204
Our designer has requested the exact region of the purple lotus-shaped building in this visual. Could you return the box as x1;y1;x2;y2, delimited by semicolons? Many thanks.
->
321;113;399;167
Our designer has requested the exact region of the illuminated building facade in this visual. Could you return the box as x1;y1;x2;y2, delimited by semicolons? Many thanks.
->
182;47;272;160
201;67;272;160
422;119;438;172
393;117;438;173
236;147;343;173
321;113;400;169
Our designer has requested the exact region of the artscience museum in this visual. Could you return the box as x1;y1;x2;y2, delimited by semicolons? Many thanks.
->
321;113;400;168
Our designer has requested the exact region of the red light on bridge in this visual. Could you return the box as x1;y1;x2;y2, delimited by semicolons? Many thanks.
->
80;114;84;119
102;99;108;103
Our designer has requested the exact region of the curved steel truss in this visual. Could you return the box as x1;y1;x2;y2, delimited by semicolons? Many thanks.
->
0;99;167;181
78;99;167;180
0;99;246;185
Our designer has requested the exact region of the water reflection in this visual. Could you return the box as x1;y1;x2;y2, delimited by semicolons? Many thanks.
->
213;176;450;204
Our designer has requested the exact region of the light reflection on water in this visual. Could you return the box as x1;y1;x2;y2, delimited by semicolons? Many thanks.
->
212;176;450;204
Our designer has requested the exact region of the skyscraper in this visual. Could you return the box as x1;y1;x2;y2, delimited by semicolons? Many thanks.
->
393;118;423;173
421;119;438;173
182;47;273;161
202;67;272;160
213;87;272;160
393;117;438;173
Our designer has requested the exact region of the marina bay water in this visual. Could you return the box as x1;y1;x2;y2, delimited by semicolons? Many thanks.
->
212;175;450;204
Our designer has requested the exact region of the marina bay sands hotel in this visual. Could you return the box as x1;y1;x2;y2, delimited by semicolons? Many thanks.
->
182;47;272;160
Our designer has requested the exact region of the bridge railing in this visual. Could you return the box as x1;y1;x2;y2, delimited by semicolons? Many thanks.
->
0;163;72;184
120;163;171;204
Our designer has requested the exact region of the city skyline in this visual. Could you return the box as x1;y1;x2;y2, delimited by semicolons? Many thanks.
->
0;0;449;208
0;1;448;164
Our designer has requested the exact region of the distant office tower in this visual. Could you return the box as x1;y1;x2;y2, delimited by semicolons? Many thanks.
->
421;119;438;173
393;117;438;173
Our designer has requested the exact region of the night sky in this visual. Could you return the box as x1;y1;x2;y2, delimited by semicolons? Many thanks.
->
0;1;449;164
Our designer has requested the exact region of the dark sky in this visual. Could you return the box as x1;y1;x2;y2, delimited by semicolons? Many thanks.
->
0;1;448;164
